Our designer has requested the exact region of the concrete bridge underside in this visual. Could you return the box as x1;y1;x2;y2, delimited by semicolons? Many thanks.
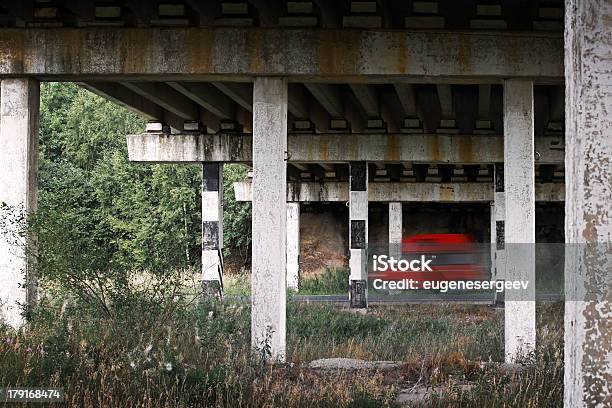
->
0;1;609;406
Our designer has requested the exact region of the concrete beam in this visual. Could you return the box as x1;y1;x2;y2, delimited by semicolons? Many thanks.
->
121;82;199;120
251;77;287;362
304;83;343;117
436;84;454;118
478;84;491;119
232;181;565;202
287;83;309;119
167;82;235;119
0;79;39;328
503;79;536;363
127;132;565;164
211;82;253;113
564;1;612;406
394;84;418;116
0;28;563;81
350;84;379;118
79;82;184;130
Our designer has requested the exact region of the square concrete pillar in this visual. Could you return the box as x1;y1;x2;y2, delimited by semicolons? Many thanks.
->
0;79;39;328
491;163;506;300
201;163;224;294
503;79;536;362
349;161;368;308
251;77;288;362
388;202;402;259
286;202;300;291
565;1;612;406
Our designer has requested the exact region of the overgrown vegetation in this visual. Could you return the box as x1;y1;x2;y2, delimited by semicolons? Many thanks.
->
1;299;563;407
0;83;564;407
300;267;350;295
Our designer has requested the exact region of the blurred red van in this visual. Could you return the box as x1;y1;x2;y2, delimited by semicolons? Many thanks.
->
370;233;489;283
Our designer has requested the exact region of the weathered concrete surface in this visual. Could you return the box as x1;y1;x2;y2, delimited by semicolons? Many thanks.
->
308;358;403;370
503;79;536;363
349;162;368;307
0;28;562;81
201;163;223;285
564;1;612;406
389;202;402;259
251;77;288;362
127;133;565;164
0;79;39;328
286;203;300;291
233;181;565;203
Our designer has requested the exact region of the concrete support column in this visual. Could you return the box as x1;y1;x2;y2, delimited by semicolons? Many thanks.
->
0;79;39;328
201;163;223;293
491;163;506;295
349;161;368;308
286;203;300;291
503;79;536;362
388;202;402;259
564;1;612;406
251;77;288;362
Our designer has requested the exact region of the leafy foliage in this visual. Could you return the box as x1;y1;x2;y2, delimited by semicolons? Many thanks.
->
28;82;251;312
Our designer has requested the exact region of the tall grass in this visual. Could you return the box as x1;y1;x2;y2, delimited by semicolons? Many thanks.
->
0;297;563;407
299;267;350;295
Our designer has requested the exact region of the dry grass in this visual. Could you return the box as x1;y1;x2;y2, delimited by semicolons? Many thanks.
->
0;298;563;407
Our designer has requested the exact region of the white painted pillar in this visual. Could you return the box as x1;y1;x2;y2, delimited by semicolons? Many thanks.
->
251;77;288;362
565;1;612;406
503;79;536;362
388;202;402;259
286;203;300;291
349;161;368;308
201;163;223;293
0;79;39;328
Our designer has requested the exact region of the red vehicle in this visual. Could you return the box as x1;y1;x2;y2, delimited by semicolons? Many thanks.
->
370;233;489;283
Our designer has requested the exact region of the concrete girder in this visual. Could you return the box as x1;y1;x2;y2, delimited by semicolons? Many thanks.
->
248;0;283;27
126;133;565;164
304;83;343;118
350;84;379;118
287;83;309;119
436;84;454;118
167;82;236;119
121;82;199;121
312;0;341;27
0;28;563;81
211;82;253;113
79;82;184;130
232;181;565;202
393;84;418;116
478;84;491;119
